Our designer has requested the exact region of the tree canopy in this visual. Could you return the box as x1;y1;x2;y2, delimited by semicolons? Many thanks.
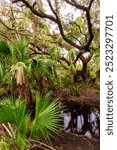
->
0;0;100;97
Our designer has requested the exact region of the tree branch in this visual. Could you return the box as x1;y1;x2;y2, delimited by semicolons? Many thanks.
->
29;42;71;66
46;0;85;50
64;0;87;11
0;33;11;42
11;0;20;3
88;0;94;10
12;0;93;51
0;19;15;31
65;0;94;51
12;0;57;23
74;51;85;65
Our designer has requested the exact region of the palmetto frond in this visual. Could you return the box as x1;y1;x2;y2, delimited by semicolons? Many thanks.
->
0;97;30;130
0;97;30;149
31;92;62;141
0;94;63;147
30;59;50;77
10;38;28;62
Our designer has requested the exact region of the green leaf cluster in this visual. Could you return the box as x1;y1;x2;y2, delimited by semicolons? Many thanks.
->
0;93;62;149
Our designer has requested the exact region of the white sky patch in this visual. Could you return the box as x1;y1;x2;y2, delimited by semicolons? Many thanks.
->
4;0;11;4
61;48;69;57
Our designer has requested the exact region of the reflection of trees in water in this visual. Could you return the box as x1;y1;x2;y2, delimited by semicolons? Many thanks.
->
62;104;100;138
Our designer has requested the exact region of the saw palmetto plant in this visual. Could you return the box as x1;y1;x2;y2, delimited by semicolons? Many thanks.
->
0;93;62;149
0;97;30;149
30;92;62;141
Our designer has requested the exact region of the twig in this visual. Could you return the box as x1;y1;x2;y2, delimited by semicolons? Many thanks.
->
30;144;51;150
7;122;16;138
0;33;11;41
2;123;13;138
29;139;56;150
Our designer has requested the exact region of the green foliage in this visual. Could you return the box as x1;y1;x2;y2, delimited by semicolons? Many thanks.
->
0;40;10;56
30;59;49;77
49;45;60;60
0;137;12;150
79;81;90;89
28;59;56;89
92;82;100;91
49;75;61;89
68;84;80;96
87;52;100;79
68;48;77;61
0;97;27;124
0;94;62;149
0;97;30;149
10;38;29;62
30;92;62;141
69;64;76;74
0;40;11;70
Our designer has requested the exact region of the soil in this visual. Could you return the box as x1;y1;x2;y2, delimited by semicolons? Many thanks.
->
51;132;100;150
30;132;100;150
51;87;100;107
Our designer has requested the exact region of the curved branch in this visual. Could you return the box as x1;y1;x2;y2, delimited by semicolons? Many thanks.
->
47;0;85;50
88;0;94;9
12;0;94;51
64;0;87;11
65;0;94;51
74;51;85;65
12;0;57;23
0;33;11;42
0;19;15;31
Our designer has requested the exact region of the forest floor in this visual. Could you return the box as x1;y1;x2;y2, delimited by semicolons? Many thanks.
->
51;132;100;150
0;127;100;150
30;131;100;150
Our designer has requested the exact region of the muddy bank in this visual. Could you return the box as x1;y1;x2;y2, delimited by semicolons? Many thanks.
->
51;88;100;107
51;132;100;150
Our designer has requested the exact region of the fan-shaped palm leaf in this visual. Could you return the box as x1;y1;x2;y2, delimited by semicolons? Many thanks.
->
0;97;30;149
10;38;28;62
30;92;62;141
0;94;63;148
30;59;49;77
